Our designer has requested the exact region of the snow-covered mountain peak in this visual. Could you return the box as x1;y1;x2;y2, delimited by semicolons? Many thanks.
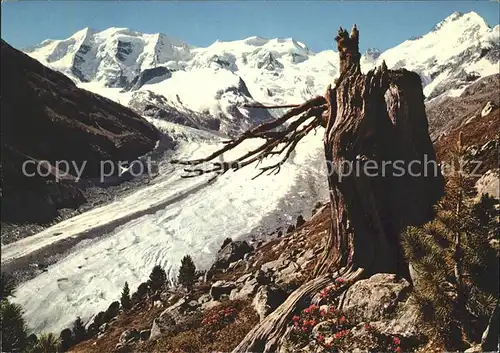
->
71;26;95;39
25;27;194;86
432;11;490;32
96;26;139;37
24;11;499;134
225;35;310;52
375;11;498;99
201;35;312;58
362;47;381;63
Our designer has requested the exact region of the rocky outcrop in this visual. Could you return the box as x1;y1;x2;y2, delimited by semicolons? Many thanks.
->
119;328;140;345
211;240;253;271
210;280;237;300
481;101;496;117
427;73;500;139
1;39;161;224
230;278;259;301
116;328;141;351
149;298;185;340
341;273;411;322
123;66;173;91
475;169;500;200
128;90;221;131
252;284;287;321
257;52;284;70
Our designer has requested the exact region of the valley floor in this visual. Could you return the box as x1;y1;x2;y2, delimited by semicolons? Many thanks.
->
3;124;329;334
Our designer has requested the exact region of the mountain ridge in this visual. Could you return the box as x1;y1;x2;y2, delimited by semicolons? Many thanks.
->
22;11;499;137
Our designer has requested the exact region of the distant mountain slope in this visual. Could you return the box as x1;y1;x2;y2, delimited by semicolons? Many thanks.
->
25;27;193;87
375;12;499;100
24;12;498;135
427;73;500;140
1;39;161;223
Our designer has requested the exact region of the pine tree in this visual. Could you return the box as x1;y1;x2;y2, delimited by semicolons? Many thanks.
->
131;282;149;304
401;134;499;350
0;299;28;352
92;311;106;330
72;317;87;344
58;328;73;352
149;265;167;293
178;255;196;290
120;282;131;311
103;301;120;323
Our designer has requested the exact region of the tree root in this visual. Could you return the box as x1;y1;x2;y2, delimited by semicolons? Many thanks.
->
232;267;365;353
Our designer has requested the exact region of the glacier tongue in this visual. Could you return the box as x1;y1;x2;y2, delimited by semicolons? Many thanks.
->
9;123;329;335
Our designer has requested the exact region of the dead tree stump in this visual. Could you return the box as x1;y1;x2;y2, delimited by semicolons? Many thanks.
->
173;25;443;353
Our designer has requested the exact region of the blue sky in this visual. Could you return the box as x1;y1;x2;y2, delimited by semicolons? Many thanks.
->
2;1;499;52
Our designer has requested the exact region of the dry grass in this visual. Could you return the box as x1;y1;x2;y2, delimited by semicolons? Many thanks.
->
148;300;258;353
69;303;165;353
68;206;331;353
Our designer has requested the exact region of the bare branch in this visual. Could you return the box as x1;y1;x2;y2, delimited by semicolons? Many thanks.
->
171;95;328;179
242;103;301;109
252;116;322;179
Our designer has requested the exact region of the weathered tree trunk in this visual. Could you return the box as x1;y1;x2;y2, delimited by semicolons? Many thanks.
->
233;26;443;352
315;26;443;276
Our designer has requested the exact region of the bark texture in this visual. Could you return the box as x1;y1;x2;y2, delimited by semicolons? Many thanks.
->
315;27;443;276
233;26;443;352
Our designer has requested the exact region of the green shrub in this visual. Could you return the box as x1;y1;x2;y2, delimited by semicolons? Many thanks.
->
1;272;16;300
178;255;196;290
401;139;499;350
58;328;73;352
103;301;120;322
131;282;149;304
0;299;28;352
29;332;60;353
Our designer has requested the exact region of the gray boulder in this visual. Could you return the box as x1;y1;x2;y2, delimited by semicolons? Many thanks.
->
149;298;185;340
212;240;253;270
252;284;287;321
99;323;108;333
210;280;237;300
119;328;140;345
150;314;175;341
369;300;425;340
236;273;253;284
197;293;211;305
229;278;259;301
260;257;289;273
341;273;411;322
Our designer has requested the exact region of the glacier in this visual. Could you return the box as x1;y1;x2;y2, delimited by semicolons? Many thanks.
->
7;121;329;334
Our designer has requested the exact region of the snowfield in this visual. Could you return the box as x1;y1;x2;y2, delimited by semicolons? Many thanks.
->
7;122;329;334
26;11;499;123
